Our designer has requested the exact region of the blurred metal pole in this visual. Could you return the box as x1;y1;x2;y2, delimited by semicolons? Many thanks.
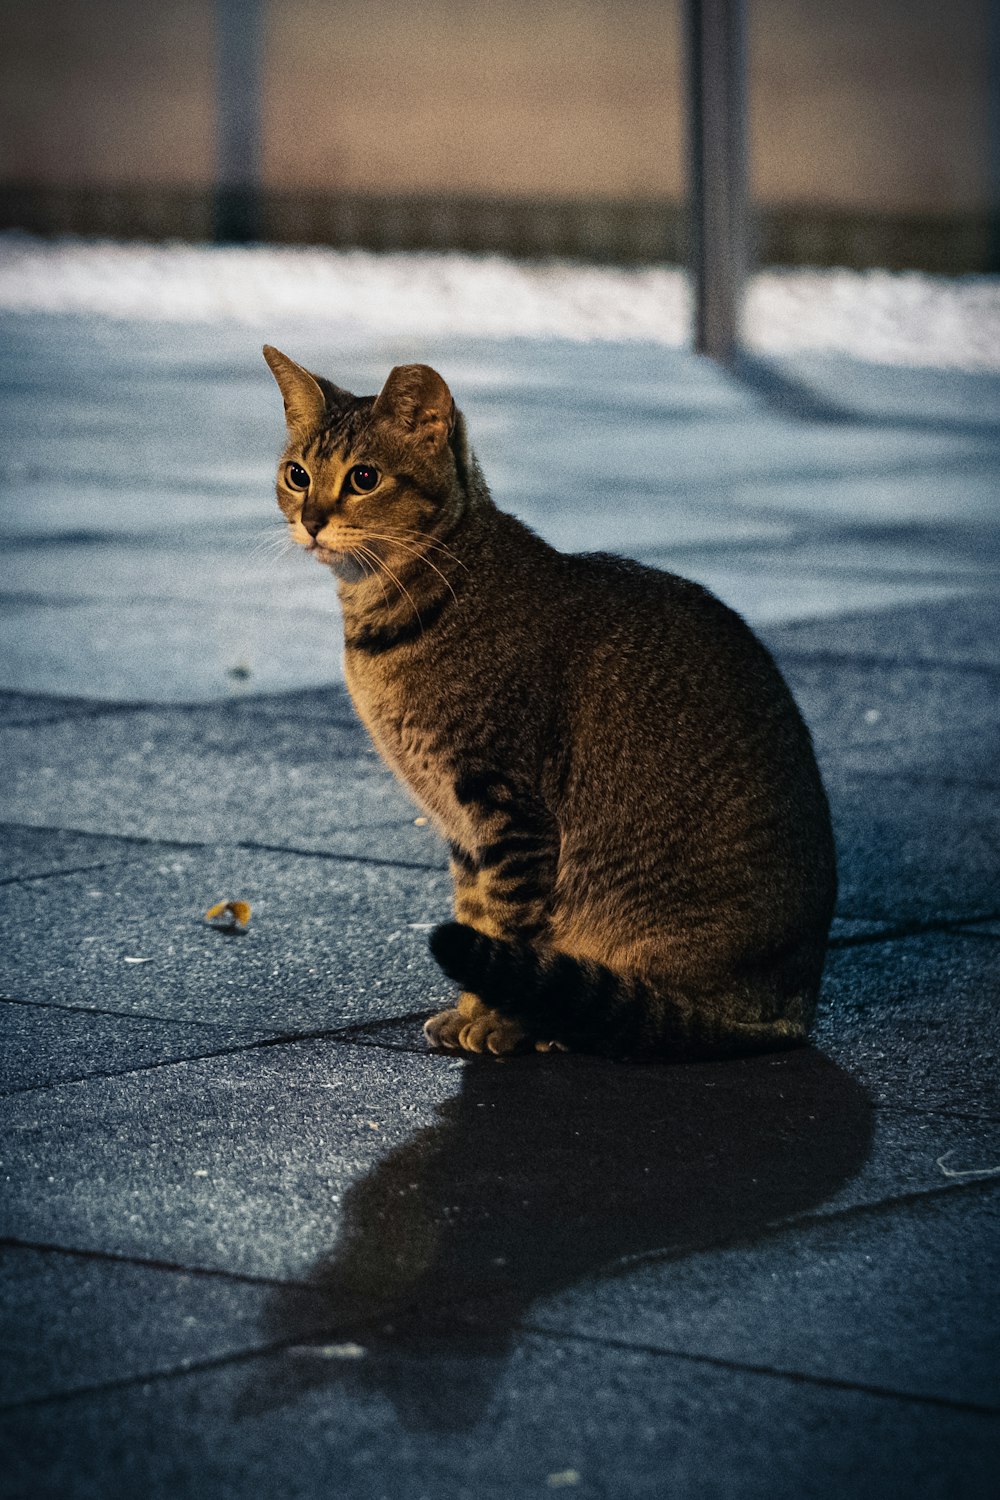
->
989;0;1000;270
685;0;749;362
215;0;264;242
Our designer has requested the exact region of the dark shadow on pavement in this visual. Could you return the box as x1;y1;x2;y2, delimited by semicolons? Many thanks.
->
732;351;1000;439
241;1045;873;1431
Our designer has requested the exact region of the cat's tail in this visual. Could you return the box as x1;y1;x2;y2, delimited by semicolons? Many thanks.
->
429;921;806;1059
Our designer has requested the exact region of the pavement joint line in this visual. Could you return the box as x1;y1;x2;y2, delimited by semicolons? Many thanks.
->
3;821;993;929
2;1181;997;1398
0;818;200;855
0;818;446;875
602;1176;1000;1283
0;1010;435;1099
0;698;360;732
8;1180;999;1300
233;837;445;874
1;1140;995;1308
828;911;1000;950
0;1336;335;1417
2;1002;999;1115
0;699;362;732
4;1291;999;1423
0;992;262;1030
0;1236;309;1293
521;1323;1000;1421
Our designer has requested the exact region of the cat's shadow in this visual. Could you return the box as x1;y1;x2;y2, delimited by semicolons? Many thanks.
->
241;1044;873;1431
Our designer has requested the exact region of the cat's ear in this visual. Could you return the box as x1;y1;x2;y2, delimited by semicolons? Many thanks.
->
372;364;455;452
262;345;329;436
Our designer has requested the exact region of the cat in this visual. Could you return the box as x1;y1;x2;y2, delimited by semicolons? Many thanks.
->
263;346;837;1060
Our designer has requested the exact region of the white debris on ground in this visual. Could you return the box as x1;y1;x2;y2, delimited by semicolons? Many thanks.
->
1;232;998;370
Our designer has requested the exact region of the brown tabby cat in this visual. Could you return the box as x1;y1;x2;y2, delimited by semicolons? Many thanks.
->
264;346;837;1059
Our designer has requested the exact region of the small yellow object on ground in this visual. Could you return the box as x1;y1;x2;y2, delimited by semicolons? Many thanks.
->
204;899;252;928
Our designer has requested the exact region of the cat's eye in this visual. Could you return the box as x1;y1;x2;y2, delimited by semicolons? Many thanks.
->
286;462;310;491
348;464;381;494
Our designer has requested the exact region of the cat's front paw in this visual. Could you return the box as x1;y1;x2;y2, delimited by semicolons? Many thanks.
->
423;1004;468;1051
423;993;527;1056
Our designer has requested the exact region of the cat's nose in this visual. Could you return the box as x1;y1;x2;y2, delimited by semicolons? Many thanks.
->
302;511;323;539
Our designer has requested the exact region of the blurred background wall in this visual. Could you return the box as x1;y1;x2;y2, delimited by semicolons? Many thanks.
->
0;0;995;268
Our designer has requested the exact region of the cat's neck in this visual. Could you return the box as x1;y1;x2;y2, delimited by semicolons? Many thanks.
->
335;477;491;643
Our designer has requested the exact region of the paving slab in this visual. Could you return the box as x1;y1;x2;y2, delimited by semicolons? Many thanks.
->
825;774;1000;921
817;933;1000;1116
765;592;1000;668
532;1184;1000;1410
2;1037;998;1290
0;844;451;1030
2;1325;996;1500
0;1243;327;1408
0;698;440;862
0;998;261;1095
783;657;995;761
0;824;148;883
1;312;998;1498
5;1169;997;1418
3;318;999;704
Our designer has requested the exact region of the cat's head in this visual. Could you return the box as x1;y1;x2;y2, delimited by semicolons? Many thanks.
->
263;346;470;580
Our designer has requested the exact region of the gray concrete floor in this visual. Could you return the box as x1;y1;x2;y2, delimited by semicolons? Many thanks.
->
1;312;998;1498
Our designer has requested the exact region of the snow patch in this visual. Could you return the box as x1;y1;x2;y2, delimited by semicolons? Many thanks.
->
0;234;998;370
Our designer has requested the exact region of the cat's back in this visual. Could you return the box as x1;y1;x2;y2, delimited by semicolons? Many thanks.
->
515;538;831;852
502;535;792;716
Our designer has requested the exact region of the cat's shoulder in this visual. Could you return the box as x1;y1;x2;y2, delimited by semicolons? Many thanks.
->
569;547;715;609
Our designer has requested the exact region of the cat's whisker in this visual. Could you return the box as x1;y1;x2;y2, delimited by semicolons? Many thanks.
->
363;523;467;579
247;542;292;566
365;537;458;600
353;542;390;596
384;534;470;579
248;531;290;549
361;545;423;625
352;544;391;608
244;528;294;562
360;531;460;606
373;528;471;573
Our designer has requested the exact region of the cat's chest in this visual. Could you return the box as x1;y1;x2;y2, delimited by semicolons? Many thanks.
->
345;655;470;836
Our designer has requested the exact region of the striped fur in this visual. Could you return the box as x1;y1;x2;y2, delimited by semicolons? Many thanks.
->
263;347;838;1060
430;921;808;1060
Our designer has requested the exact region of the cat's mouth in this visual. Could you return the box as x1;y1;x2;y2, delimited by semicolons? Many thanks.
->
308;540;342;563
308;539;368;583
